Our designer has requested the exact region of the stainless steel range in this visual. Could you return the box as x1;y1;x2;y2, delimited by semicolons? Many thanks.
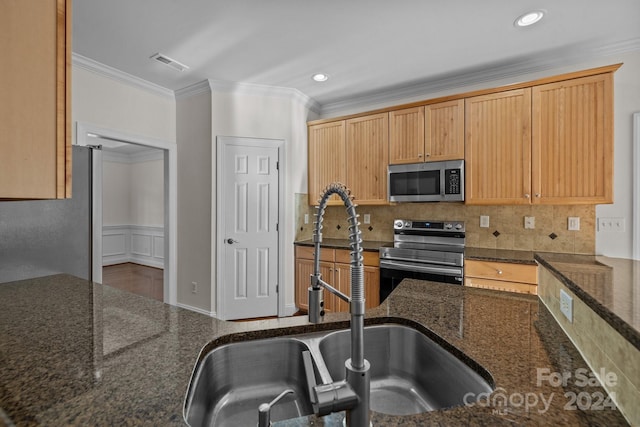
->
379;219;465;302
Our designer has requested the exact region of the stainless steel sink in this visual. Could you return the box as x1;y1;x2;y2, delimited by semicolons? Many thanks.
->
318;324;494;415
183;338;321;427
184;324;494;425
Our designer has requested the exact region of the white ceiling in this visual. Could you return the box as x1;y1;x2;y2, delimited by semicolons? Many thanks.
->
73;0;640;110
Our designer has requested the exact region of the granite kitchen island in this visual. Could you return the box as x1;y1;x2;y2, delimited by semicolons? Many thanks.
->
0;272;629;426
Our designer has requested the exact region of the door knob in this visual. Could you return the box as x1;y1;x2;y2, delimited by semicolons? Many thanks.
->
226;238;238;244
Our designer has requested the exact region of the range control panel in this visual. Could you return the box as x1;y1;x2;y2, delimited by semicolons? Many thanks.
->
394;219;465;232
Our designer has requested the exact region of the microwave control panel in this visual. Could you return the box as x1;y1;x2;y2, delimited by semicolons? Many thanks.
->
445;169;461;194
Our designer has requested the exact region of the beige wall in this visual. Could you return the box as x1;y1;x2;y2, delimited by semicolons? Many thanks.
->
72;66;176;141
176;91;212;310
103;158;164;227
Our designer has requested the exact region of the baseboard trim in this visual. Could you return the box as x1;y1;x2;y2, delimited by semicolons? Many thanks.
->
176;302;216;318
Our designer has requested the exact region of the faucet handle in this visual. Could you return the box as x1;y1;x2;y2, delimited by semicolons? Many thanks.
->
302;351;318;405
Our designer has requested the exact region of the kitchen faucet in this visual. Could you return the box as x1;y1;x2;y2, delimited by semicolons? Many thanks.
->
305;182;370;426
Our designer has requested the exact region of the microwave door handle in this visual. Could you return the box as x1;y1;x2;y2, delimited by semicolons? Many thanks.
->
440;169;446;196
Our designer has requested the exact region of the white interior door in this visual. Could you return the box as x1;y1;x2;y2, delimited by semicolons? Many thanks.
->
218;137;280;320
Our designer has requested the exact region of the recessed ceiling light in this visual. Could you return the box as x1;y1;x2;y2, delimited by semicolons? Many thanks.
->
515;10;545;27
312;73;329;82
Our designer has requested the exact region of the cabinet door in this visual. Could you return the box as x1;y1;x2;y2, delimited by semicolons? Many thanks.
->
295;258;335;312
389;107;425;164
308;121;346;205
465;89;532;205
0;0;71;199
425;99;465;161
332;264;380;311
364;266;380;309
294;258;314;311
333;263;351;313
532;74;613;204
345;113;389;204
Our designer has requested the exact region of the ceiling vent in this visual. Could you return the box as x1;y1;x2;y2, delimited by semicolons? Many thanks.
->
150;53;189;72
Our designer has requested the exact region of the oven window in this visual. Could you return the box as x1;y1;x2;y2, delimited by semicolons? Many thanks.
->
390;170;440;196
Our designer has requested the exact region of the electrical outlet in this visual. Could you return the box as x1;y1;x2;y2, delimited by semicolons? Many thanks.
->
597;217;625;232
568;217;580;231
191;281;198;294
524;216;535;229
304;213;309;224
560;289;573;323
480;215;490;228
363;214;371;224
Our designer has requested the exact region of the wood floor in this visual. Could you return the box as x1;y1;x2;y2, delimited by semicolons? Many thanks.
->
102;263;163;302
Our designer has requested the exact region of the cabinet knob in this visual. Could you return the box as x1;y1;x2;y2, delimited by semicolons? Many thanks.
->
418;153;423;158
524;193;530;199
426;153;430;157
535;193;541;198
497;270;503;275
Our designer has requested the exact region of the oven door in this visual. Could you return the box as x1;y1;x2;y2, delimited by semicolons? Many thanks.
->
379;259;463;302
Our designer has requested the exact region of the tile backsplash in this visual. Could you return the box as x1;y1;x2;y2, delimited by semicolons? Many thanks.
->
295;193;595;254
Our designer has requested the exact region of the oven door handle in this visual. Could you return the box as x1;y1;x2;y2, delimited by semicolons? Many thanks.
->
380;254;461;267
379;259;463;276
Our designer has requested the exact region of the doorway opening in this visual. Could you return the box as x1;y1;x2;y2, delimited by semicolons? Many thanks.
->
76;122;177;305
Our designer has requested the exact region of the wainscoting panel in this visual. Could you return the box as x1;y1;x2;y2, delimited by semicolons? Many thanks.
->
103;225;164;269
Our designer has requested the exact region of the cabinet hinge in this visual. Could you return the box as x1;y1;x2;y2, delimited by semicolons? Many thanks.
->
276;223;279;231
276;161;279;170
276;284;279;293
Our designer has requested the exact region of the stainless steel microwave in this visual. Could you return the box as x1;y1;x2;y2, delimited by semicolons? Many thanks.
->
388;160;464;202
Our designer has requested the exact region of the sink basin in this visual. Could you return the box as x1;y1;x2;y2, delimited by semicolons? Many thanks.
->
318;324;494;415
184;323;494;425
184;338;320;427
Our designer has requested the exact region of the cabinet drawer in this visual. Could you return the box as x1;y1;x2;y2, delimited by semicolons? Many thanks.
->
335;249;380;266
295;246;334;262
465;277;537;295
465;260;537;284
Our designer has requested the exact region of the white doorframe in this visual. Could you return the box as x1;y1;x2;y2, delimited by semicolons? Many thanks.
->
75;121;178;306
215;136;284;319
633;112;640;260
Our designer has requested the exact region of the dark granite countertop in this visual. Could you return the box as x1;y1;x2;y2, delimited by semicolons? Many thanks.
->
535;253;640;351
465;247;538;265
294;239;391;252
0;274;629;426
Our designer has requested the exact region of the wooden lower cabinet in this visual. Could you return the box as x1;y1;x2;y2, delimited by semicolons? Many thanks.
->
294;246;380;313
464;259;538;295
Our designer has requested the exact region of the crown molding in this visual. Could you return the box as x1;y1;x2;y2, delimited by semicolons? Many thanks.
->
319;37;640;118
72;53;175;99
175;80;212;100
207;79;321;113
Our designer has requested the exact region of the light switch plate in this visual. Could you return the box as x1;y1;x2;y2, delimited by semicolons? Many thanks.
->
568;217;580;231
480;215;490;228
304;213;309;224
363;214;371;224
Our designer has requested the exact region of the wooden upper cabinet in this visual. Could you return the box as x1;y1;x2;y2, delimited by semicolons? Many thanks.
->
532;73;613;204
465;89;532;205
389;100;464;165
389;106;425;164
0;0;71;199
308;120;346;205
345;113;389;204
425;99;465;161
